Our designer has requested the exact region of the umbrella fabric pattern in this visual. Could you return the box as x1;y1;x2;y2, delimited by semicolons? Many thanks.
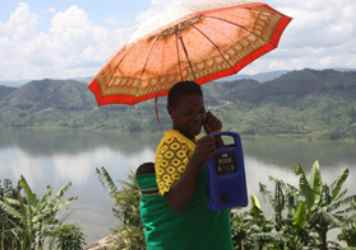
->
89;2;291;106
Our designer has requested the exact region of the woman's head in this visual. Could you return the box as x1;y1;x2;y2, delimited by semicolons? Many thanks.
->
167;81;206;139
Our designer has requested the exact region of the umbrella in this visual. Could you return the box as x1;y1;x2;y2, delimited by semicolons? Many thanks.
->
89;2;292;106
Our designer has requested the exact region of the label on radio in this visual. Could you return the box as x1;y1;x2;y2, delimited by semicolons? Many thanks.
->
215;151;238;176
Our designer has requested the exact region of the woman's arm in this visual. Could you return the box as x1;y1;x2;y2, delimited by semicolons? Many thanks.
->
165;135;216;212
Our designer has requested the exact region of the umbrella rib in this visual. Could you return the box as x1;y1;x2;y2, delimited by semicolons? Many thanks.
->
204;15;267;42
111;45;134;78
178;34;196;79
191;24;233;68
139;36;160;78
175;30;183;80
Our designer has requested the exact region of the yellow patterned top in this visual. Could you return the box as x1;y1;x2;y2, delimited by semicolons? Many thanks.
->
155;129;196;195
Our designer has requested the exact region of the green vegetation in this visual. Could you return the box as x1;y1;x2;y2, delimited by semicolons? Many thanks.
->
96;167;144;250
53;225;86;250
97;161;356;250
1;159;354;249
231;161;356;250
339;219;356;248
218;95;356;141
0;178;85;250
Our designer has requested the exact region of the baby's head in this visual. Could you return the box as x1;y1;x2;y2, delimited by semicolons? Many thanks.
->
167;81;206;139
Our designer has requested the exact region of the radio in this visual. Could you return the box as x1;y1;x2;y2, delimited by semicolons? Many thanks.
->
207;131;248;211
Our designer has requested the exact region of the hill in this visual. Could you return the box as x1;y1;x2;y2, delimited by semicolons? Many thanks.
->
212;69;356;103
222;70;288;82
1;79;95;111
0;85;16;101
0;80;28;87
1;69;356;140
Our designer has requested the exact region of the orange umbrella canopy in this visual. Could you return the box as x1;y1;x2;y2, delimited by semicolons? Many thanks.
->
89;2;292;106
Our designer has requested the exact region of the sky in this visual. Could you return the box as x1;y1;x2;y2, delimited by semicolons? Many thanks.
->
0;0;355;82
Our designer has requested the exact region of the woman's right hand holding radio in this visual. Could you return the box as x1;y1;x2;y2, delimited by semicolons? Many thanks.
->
192;135;217;167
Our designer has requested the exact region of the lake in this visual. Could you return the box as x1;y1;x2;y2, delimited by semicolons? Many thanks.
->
0;128;355;243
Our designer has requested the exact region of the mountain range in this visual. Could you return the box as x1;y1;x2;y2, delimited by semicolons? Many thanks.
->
1;68;356;140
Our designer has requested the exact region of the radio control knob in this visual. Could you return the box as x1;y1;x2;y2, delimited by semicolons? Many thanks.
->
220;193;229;204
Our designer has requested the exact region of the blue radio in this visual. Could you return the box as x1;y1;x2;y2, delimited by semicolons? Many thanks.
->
207;131;248;211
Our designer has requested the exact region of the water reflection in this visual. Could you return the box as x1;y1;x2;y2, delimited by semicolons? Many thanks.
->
1;128;355;166
0;128;160;156
0;128;355;243
244;137;356;167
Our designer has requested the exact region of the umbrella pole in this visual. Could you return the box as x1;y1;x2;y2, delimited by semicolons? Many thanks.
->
154;97;161;125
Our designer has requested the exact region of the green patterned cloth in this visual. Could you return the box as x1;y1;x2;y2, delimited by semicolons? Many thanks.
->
137;168;233;250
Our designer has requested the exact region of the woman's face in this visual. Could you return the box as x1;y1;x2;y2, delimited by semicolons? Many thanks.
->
169;94;206;139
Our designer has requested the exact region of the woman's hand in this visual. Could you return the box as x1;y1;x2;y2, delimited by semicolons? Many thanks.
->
203;111;223;134
191;135;217;166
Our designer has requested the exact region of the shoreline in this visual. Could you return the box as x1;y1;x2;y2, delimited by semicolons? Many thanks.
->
1;126;355;143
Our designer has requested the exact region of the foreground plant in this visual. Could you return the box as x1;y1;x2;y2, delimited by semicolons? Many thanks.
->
293;162;356;250
231;195;276;250
231;161;356;250
339;215;356;248
0;179;20;250
96;167;145;250
52;224;86;250
0;176;85;250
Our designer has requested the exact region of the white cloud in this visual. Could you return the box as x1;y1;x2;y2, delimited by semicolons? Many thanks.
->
0;3;129;81
245;0;356;73
0;1;355;81
48;7;56;14
0;3;38;40
131;0;258;41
